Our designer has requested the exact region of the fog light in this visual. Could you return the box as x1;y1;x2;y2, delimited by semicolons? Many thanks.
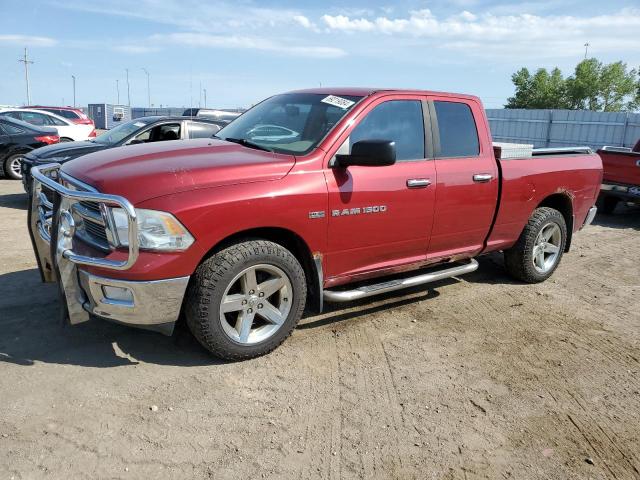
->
102;285;133;302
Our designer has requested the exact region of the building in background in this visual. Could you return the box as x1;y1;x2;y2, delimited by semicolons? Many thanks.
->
87;104;132;129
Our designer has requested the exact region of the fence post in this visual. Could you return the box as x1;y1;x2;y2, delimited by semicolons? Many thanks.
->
544;110;553;147
621;112;629;147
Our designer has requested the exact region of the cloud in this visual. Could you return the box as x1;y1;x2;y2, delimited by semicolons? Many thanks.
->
113;45;160;54
316;7;640;59
0;34;57;47
151;32;346;58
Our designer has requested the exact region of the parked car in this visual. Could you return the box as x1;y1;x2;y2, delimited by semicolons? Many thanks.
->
23;105;94;127
0;109;95;142
0;116;59;179
597;140;640;213
21;116;222;191
182;108;242;127
28;88;601;360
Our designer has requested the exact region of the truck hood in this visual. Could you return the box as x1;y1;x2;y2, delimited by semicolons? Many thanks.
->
62;139;295;204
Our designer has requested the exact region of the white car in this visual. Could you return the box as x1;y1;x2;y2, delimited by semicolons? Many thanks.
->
0;108;95;142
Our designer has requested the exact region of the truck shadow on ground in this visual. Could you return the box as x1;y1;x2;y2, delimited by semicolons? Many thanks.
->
0;256;523;368
593;204;640;230
0;191;28;210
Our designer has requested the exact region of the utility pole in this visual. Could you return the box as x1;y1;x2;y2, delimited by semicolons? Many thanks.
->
72;75;76;107
116;79;120;104
18;48;34;105
584;42;590;59
125;69;131;107
203;88;207;108
141;67;151;107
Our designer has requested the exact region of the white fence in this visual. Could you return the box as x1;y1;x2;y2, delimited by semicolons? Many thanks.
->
486;109;640;150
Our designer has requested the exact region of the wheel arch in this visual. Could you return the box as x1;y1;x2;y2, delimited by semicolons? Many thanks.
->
537;193;574;252
200;227;322;313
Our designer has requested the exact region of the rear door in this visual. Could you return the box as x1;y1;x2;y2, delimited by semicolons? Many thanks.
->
324;96;436;280
426;98;498;259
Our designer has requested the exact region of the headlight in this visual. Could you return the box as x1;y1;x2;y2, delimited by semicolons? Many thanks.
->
110;208;195;251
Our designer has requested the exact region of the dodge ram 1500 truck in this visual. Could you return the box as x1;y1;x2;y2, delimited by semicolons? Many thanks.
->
28;88;602;360
597;140;640;213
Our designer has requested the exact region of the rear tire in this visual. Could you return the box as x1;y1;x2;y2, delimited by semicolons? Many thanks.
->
185;240;306;360
3;154;24;180
504;207;567;283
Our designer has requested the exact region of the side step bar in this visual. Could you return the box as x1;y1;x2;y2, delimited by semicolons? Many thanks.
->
323;259;479;303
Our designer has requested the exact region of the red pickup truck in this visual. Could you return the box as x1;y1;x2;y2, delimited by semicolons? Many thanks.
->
28;88;602;359
597;139;640;213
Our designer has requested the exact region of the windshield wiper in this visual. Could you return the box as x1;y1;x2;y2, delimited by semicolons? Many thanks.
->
223;137;273;152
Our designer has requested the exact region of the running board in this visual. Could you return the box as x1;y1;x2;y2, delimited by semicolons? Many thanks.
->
323;259;479;303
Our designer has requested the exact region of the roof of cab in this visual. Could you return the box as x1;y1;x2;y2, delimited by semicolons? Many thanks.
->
286;87;481;103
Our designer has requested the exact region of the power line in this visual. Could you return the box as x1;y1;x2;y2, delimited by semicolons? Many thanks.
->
18;47;34;105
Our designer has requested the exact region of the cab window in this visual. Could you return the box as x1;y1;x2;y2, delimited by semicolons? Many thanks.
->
348;100;425;161
433;101;479;158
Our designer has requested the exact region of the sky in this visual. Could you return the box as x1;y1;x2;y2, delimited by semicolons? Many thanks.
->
0;0;639;109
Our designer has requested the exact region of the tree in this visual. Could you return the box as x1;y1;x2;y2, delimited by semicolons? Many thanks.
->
506;59;640;111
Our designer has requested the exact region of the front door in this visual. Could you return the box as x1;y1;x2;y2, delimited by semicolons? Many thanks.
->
324;97;436;282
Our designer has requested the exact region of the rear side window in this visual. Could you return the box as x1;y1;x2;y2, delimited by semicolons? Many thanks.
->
44;109;78;120
189;122;220;139
433;101;479;158
0;122;26;134
349;100;425;161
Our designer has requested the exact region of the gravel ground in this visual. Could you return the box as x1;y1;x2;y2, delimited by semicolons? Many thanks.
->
0;178;639;479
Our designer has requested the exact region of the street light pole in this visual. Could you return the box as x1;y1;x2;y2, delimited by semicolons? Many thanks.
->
116;79;120;104
72;75;76;107
142;67;151;107
125;68;131;107
18;48;34;105
584;42;590;59
203;88;207;108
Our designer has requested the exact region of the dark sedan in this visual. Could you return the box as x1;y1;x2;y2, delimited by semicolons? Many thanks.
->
21;116;222;191
0;116;60;180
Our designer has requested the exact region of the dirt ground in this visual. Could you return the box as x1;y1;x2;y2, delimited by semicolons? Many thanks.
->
0;178;638;480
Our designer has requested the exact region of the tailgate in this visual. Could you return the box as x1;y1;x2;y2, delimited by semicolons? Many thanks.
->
599;149;640;186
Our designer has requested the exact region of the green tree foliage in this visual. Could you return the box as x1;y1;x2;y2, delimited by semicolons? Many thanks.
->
506;59;639;111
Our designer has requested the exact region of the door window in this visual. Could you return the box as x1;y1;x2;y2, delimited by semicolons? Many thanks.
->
19;112;50;126
348;100;425;161
132;123;181;143
433;101;479;158
188;122;220;139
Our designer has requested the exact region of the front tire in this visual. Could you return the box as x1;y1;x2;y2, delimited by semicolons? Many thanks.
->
185;240;307;360
504;207;567;283
3;154;24;180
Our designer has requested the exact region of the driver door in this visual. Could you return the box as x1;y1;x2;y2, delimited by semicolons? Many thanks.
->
324;96;436;282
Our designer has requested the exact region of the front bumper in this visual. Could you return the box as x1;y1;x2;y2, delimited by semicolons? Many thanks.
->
28;163;188;334
79;272;189;334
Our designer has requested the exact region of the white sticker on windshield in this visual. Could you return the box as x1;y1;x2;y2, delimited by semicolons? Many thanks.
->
321;95;355;110
133;122;145;127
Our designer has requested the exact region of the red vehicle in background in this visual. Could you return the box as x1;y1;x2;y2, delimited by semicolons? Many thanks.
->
27;88;602;360
597;139;640;213
23;106;95;128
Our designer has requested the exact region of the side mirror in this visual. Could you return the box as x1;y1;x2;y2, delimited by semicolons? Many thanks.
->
334;140;396;168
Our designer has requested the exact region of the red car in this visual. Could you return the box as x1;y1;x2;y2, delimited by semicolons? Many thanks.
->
24;105;94;128
597;140;640;213
28;88;602;359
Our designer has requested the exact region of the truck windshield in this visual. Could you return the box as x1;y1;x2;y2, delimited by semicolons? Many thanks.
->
216;93;362;155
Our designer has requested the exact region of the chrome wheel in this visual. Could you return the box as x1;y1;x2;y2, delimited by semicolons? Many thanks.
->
219;264;293;345
8;155;24;179
532;223;561;273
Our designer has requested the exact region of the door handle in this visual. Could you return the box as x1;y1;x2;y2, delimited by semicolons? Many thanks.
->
473;174;493;183
406;178;432;188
